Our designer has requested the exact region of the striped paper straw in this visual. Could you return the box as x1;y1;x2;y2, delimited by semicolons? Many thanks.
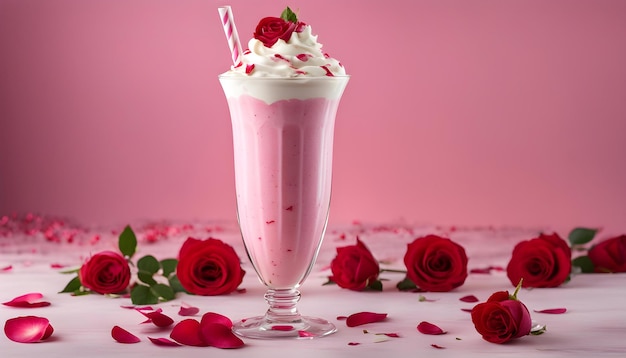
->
218;6;243;66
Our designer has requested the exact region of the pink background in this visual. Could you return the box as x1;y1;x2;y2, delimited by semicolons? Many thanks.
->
1;0;625;234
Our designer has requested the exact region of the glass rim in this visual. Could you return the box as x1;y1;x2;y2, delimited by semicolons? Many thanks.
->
218;74;350;80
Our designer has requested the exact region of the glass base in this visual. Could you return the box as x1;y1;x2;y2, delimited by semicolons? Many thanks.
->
233;315;337;339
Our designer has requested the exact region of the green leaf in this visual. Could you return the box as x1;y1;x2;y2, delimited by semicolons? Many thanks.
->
160;258;178;278
151;283;176;302
366;279;383;292
572;255;595;273
59;276;82;293
119;225;137;258
168;275;187;294
131;284;158;305
396;277;417;291
568;227;598;246
280;6;298;23
137;270;157;285
137;255;160;274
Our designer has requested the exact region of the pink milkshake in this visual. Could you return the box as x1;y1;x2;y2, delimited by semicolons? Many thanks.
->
219;7;348;338
220;77;348;289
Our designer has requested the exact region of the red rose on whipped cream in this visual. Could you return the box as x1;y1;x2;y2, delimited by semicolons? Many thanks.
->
254;17;297;47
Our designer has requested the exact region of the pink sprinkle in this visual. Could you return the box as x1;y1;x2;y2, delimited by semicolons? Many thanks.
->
534;308;567;314
296;54;310;62
245;64;255;74
321;65;334;77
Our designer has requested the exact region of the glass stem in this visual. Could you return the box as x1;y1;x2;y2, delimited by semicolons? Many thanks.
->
264;288;302;324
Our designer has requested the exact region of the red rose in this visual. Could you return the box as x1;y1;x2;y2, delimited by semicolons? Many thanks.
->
253;17;297;47
177;237;245;295
403;235;468;292
330;238;380;291
79;251;131;294
588;235;626;273
471;290;532;344
506;233;571;288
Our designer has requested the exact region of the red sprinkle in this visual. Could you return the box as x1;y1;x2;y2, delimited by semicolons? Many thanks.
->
321;65;334;77
245;64;255;74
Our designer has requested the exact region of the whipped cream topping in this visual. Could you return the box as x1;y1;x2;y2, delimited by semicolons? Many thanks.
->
224;25;346;77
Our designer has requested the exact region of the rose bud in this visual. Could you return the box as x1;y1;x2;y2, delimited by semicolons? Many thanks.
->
330;238;380;291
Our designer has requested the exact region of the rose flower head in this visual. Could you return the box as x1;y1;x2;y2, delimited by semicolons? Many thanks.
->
79;251;131;294
330;237;381;291
588;234;626;273
506;233;571;288
471;282;532;344
403;235;468;292
253;7;305;47
177;237;245;296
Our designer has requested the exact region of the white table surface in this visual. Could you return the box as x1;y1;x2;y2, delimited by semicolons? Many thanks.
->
2;220;625;357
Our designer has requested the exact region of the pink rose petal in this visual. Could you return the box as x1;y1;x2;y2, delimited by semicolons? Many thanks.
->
4;316;54;343
417;321;446;335
534;308;567;314
148;337;181;346
459;295;479;303
376;332;401;338
336;315;348;320
346;312;388;327
2;293;51;308
200;322;244;349
178;302;200;316
348;342;361;346
170;319;207;346
460;308;473;313
1;265;13;272
111;325;140;343
200;312;233;329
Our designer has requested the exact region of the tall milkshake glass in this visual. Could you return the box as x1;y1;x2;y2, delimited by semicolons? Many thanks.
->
219;75;349;338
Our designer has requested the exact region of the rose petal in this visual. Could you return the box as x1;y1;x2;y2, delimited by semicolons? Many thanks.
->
120;305;153;310
348;342;361;346
148;337;181;346
459;295;479;303
534;308;567;314
200;322;244;349
431;344;446;349
200;312;233;329
336;315;348;320
346;312;388;327
141;310;174;327
2;293;51;308
1;265;13;272
417;321;446;335
460;308;473;313
50;263;66;269
4;316;54;343
376;332;401;338
170;319;207;346
178;304;200;317
111;325;140;343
